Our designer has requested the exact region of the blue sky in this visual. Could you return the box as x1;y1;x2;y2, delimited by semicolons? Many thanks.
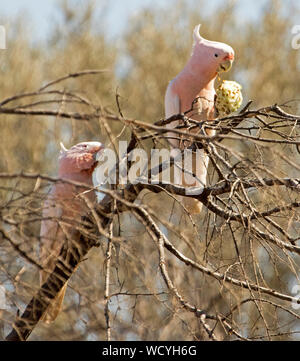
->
1;0;171;40
1;0;269;42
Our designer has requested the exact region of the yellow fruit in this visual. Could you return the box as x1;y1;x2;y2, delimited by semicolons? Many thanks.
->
215;80;243;116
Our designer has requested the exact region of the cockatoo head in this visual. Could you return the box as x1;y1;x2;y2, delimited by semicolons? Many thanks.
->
58;141;104;176
190;24;234;80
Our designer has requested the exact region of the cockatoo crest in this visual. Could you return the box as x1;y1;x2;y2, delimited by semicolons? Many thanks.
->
60;142;68;154
193;24;203;43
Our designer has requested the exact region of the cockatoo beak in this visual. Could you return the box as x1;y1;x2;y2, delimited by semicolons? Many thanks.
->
218;53;234;73
92;144;104;162
90;147;104;172
218;58;233;73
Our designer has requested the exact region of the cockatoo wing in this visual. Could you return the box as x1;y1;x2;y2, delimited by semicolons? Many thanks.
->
164;82;207;214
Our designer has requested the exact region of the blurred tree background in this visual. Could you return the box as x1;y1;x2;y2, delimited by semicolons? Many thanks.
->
0;0;300;340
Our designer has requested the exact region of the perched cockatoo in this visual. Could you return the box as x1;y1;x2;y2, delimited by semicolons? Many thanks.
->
40;141;103;323
165;24;234;214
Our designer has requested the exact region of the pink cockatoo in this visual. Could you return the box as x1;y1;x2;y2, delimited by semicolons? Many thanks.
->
40;141;103;323
165;24;234;214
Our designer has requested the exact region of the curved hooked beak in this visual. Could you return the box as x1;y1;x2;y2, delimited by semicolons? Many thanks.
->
89;142;104;163
218;53;234;73
218;58;233;73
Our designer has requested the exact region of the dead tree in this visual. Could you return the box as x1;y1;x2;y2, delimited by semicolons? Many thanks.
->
1;72;300;341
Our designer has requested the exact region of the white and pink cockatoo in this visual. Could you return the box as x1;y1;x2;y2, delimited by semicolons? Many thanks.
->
40;141;103;323
165;24;234;214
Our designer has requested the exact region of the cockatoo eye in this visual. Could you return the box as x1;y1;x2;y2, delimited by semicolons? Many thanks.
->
214;53;219;58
